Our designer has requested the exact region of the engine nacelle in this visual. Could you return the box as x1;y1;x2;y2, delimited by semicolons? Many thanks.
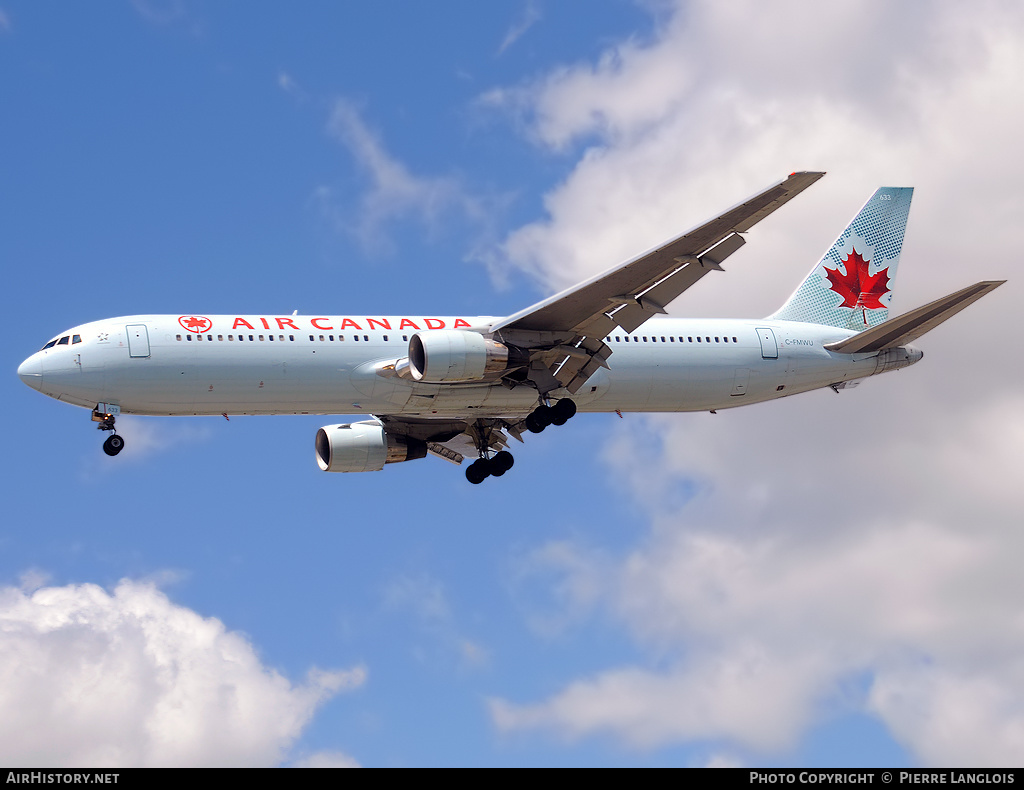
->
315;421;427;473
408;329;515;383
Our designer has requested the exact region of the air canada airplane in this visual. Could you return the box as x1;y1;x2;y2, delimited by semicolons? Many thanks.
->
18;172;1004;483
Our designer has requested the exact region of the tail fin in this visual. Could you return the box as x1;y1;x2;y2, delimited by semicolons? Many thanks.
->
771;187;914;329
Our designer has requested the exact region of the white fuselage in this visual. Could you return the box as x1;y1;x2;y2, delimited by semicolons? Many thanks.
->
17;314;921;418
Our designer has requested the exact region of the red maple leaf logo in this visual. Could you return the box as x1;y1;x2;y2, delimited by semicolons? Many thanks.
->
179;315;212;333
824;248;890;310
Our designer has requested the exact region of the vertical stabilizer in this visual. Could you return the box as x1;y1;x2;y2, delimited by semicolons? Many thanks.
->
771;187;913;329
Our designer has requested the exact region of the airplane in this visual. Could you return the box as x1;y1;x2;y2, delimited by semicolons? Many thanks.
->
17;172;1004;484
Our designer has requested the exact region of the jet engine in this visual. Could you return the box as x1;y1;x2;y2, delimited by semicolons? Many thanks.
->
315;421;427;473
408;330;524;383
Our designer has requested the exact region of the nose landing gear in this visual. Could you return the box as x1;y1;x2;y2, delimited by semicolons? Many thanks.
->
93;407;124;457
102;434;124;457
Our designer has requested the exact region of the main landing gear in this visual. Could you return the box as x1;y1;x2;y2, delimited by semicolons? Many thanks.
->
525;398;577;433
93;408;124;457
464;398;578;484
465;450;514;485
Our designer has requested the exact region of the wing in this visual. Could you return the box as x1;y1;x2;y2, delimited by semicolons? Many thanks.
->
492;171;825;337
489;171;825;393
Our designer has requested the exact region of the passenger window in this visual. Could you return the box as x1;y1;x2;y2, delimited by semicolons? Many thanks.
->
289;335;294;341
669;337;675;342
309;335;314;341
706;337;710;343
329;335;334;341
218;335;223;341
661;336;666;342
687;337;693;342
715;337;720;343
176;335;182;341
383;335;389;342
319;335;325;341
259;335;265;341
187;335;193;342
615;337;620;342
733;337;738;343
249;335;254;341
402;335;408;341
228;335;234;341
269;335;274;341
207;335;212;341
642;337;647;342
363;335;369;342
354;335;359;342
697;337;702;342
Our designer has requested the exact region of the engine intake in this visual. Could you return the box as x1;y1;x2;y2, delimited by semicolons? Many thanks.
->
408;330;521;383
315;421;427;473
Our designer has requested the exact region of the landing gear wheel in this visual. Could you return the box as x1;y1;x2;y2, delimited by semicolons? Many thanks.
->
466;459;489;485
553;398;577;421
103;434;124;457
526;404;554;433
490;451;515;477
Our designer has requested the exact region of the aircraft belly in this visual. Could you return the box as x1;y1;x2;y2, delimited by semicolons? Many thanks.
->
395;382;540;416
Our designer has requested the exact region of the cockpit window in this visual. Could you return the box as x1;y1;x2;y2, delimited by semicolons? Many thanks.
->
57;336;70;346
42;339;58;350
72;335;82;344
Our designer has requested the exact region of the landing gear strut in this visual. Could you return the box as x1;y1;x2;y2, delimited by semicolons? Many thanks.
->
93;408;124;457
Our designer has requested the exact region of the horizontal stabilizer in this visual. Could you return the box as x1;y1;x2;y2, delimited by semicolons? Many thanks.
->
824;280;1005;353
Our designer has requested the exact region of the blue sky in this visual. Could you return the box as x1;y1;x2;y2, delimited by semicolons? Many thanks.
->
3;0;1023;767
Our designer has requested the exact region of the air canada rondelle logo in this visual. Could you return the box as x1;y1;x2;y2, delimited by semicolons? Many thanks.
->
179;315;212;333
824;248;890;310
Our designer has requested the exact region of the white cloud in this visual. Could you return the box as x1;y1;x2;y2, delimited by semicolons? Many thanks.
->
277;71;306;102
484;0;1024;310
493;397;1024;763
498;0;542;56
322;99;490;254
289;750;361;768
382;573;490;669
0;579;365;767
130;0;189;28
483;0;1024;765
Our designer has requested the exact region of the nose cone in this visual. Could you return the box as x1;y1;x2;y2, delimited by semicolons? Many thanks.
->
18;353;44;391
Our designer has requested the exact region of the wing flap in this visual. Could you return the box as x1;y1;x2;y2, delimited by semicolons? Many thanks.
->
824;280;1005;353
